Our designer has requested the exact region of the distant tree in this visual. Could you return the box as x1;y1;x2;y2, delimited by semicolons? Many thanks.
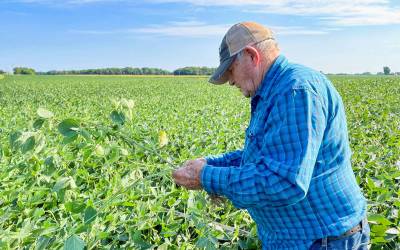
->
13;67;36;75
383;66;391;75
173;66;216;75
361;72;372;75
39;67;171;75
0;69;6;74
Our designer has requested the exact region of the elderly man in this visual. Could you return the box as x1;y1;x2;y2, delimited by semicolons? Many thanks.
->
173;22;369;249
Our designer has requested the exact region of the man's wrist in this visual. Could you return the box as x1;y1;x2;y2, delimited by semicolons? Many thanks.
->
200;164;230;196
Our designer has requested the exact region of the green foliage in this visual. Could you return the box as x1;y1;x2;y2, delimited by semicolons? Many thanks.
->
383;66;391;75
38;67;171;75
36;66;216;76
63;235;85;250
58;119;80;137
13;67;36;75
0;75;399;249
173;66;216;75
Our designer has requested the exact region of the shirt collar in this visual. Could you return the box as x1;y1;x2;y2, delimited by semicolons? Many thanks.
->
252;54;288;101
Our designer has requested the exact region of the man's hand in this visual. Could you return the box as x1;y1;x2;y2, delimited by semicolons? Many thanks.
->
172;158;206;190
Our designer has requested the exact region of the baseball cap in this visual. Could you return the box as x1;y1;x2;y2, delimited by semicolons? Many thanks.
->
209;21;274;84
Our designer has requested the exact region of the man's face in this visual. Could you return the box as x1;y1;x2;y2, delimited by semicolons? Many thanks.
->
226;51;258;98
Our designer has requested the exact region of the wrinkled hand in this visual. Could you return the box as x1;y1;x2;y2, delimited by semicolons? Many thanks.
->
172;158;206;190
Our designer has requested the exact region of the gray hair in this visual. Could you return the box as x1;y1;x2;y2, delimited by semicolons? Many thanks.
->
254;39;279;55
236;39;279;61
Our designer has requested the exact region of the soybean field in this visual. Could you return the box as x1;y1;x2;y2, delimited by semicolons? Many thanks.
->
0;75;399;249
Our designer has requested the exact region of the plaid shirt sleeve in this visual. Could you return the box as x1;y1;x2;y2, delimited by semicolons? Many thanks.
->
201;87;327;208
205;150;243;167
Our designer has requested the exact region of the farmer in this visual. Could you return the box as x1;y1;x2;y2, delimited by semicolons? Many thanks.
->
172;21;369;249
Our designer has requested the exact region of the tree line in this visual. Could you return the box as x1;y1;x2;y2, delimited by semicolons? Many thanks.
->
2;66;399;76
2;67;217;75
39;67;171;75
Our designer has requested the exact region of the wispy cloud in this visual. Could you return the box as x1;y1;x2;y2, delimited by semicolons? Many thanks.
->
133;21;230;37
70;21;329;37
151;0;400;26
69;21;229;37
9;0;400;26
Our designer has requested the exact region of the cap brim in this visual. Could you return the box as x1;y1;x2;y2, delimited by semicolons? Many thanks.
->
209;56;235;84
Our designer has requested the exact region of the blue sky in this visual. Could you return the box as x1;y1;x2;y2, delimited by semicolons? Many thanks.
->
1;0;399;73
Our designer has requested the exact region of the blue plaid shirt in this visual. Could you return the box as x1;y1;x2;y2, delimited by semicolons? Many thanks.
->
201;55;367;249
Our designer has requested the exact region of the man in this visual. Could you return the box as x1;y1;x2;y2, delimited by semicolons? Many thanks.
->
173;21;369;249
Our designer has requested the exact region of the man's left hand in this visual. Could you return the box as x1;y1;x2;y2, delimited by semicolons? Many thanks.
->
172;158;205;190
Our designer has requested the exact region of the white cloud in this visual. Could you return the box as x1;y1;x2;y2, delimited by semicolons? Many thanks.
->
133;21;229;37
9;0;400;26
70;21;329;37
150;0;400;26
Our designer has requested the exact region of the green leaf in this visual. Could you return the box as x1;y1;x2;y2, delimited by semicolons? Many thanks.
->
368;213;392;226
58;119;80;137
63;234;85;250
94;144;105;156
37;107;54;119
79;129;91;141
132;230;153;249
52;177;70;193
196;236;217;249
65;201;86;214
121;98;134;109
21;136;35;153
9;131;22;150
84;206;97;224
158;130;168;148
62;134;78;144
110;110;125;125
74;224;90;234
35;236;51;250
33;118;45;130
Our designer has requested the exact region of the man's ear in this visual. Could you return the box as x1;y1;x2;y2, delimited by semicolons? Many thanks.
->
244;46;260;66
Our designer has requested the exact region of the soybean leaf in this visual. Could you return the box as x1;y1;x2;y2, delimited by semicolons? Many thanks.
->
35;236;51;250
33;118;45;130
158;130;168;148
37;108;54;119
79;129;91;141
65;201;86;214
121;98;134;109
94;145;105;156
58;119;80;137
52;177;70;193
62;134;78;144
132;231;153;249
196;236;218;250
21;136;35;153
63;234;85;250
110;111;125;125
9;131;22;150
84;206;97;224
369;214;392;226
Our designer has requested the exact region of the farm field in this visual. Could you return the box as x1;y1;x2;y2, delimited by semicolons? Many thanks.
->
0;75;399;249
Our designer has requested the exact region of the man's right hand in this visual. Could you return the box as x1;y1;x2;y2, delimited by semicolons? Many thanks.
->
181;158;226;205
180;157;206;167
